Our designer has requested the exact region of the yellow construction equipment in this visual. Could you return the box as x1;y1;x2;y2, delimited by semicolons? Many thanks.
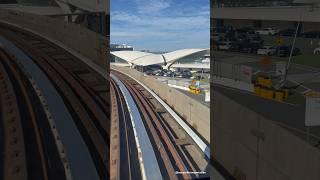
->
257;76;272;88
189;85;201;94
275;90;285;102
254;75;290;102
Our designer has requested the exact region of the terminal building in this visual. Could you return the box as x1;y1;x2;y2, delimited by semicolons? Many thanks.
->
110;48;210;71
110;44;133;51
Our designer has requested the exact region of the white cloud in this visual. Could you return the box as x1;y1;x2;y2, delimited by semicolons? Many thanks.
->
111;0;209;51
135;0;171;14
111;11;208;31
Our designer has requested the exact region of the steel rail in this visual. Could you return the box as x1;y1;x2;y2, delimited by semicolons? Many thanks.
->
0;35;100;180
109;82;121;180
0;22;111;180
112;71;192;180
112;68;210;159
0;29;111;179
0;57;27;180
128;80;201;175
110;80;137;180
111;74;163;180
110;78;145;180
0;28;110;137
0;49;52;180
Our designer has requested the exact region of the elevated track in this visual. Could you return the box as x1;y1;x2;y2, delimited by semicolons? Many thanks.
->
110;70;209;180
0;23;110;180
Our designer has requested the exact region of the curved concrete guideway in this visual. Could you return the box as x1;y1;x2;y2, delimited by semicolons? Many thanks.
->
111;73;163;180
0;36;99;180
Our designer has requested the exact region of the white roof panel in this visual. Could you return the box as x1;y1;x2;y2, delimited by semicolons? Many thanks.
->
111;49;209;66
132;54;165;66
111;51;153;63
164;49;208;63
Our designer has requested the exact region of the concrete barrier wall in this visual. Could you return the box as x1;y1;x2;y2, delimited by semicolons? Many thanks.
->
212;76;254;92
112;66;210;142
0;10;108;68
212;89;320;180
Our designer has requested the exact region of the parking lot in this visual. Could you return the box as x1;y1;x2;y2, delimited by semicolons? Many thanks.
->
212;26;320;56
212;24;320;95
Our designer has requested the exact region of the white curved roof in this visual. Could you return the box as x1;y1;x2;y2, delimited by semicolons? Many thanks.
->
163;49;208;64
132;54;165;66
111;49;209;66
111;51;154;64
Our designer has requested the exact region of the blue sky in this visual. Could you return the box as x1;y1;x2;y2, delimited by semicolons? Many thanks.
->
111;0;209;51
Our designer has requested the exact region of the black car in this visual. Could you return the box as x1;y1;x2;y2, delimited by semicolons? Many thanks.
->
239;43;261;53
182;71;192;78
300;31;320;38
250;34;264;44
236;27;255;34
275;46;301;57
276;29;297;37
144;70;154;75
236;33;249;42
214;26;233;33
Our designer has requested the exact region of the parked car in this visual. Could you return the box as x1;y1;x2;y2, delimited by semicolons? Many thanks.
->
276;29;297;37
212;33;221;41
300;31;320;38
250;34;264;44
152;69;162;76
257;46;276;55
255;28;277;35
275;46;300;57
314;47;320;55
224;31;236;39
173;70;192;78
214;26;233;33
218;41;232;50
162;69;173;77
144;70;154;75
182;70;193;78
239;43;261;53
236;27;255;34
174;71;183;78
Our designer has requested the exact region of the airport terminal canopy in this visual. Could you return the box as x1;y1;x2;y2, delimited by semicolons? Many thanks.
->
111;49;209;67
